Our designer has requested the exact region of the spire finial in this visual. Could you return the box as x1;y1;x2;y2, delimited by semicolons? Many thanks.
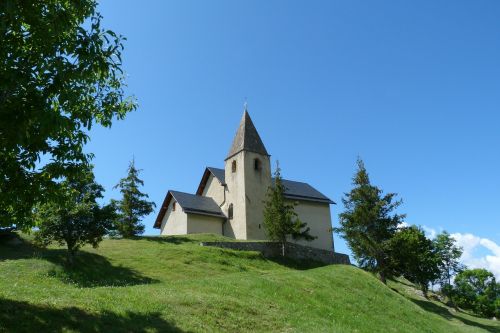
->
243;98;248;112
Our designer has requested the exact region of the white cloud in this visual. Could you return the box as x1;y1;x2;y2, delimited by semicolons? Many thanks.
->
423;225;437;240
397;222;409;229
451;233;500;279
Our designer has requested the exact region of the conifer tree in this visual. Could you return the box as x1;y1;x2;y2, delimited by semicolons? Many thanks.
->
335;159;405;283
113;159;155;237
263;162;316;256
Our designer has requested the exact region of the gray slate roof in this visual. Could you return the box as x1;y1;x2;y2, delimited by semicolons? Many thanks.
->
207;167;226;185
226;111;269;160
207;167;334;204
279;179;334;204
170;190;225;217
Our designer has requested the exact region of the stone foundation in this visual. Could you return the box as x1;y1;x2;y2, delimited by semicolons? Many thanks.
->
200;241;351;265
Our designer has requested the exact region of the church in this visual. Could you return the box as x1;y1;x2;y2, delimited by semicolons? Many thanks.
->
154;109;337;251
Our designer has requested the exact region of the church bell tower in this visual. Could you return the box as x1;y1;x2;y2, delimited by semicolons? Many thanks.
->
223;108;271;240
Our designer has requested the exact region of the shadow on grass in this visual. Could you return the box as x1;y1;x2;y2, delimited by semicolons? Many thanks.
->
42;249;158;288
411;299;500;333
141;235;194;245
205;245;327;270
0;233;37;261
0;233;157;288
390;285;500;333
0;297;184;333
266;256;327;270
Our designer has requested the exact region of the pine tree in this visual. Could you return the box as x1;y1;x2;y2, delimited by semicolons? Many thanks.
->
113;159;155;237
263;162;316;256
335;158;405;283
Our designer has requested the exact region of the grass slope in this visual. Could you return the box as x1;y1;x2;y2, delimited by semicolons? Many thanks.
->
0;233;498;333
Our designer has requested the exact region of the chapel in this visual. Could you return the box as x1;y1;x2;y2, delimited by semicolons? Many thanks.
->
154;109;337;251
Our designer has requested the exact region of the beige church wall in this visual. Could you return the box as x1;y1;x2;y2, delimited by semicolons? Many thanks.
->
201;174;225;206
187;214;224;235
290;200;335;251
160;199;187;235
224;152;248;239
243;151;271;240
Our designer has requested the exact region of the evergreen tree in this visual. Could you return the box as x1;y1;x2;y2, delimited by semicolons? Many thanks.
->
335;159;405;283
34;167;116;265
263;162;316;256
389;225;440;296
113;159;155;237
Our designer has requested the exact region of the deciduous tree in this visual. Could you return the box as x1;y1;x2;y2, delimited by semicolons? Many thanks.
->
433;231;464;305
0;0;136;229
389;225;440;296
34;167;116;265
433;231;464;285
453;268;498;318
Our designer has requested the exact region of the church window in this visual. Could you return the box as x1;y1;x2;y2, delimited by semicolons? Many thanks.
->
228;203;233;220
172;202;176;211
231;160;237;173
254;158;261;171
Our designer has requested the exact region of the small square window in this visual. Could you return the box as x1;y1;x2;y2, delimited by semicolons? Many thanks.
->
254;158;261;171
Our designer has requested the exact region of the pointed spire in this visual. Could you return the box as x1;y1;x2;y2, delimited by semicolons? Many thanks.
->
226;106;269;160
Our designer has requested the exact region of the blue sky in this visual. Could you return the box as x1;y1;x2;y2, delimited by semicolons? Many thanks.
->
88;1;500;275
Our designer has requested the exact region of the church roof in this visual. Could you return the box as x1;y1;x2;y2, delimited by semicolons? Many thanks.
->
279;179;335;204
154;190;225;228
202;167;335;204
207;167;226;185
196;167;226;196
226;110;269;160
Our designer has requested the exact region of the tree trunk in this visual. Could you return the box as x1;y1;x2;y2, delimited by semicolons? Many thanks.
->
66;245;76;266
422;284;429;298
379;271;387;284
377;255;387;284
449;293;457;310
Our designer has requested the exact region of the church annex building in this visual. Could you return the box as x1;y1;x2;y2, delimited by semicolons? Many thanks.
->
154;110;337;251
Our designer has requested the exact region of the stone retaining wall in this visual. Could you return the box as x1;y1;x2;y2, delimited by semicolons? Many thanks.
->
200;241;351;265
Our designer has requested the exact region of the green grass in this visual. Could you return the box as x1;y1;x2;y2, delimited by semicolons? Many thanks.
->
1;232;499;333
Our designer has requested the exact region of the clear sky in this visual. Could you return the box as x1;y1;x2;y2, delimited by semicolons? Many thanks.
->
88;1;500;276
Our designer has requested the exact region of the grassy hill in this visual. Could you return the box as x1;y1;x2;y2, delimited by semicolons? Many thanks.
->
0;233;498;333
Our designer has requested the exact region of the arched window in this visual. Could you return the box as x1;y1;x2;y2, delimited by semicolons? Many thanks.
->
231;160;237;173
172;202;176;211
254;158;261;171
228;203;233;220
